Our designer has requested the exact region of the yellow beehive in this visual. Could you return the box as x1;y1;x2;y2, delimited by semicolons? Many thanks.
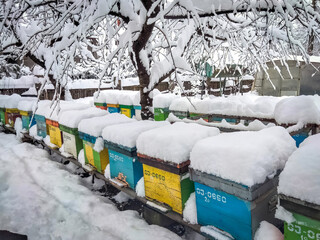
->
83;141;95;167
46;119;63;147
143;164;190;214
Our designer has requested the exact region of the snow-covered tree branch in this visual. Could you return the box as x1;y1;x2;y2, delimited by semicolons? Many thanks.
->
1;0;319;118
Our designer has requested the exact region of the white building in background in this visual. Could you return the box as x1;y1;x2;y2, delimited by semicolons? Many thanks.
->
254;56;320;96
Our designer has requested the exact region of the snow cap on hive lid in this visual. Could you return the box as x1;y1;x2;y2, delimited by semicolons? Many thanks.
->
45;101;90;122
169;97;193;112
94;90;109;104
274;95;320;125
4;94;22;109
278;133;320;205
190;126;297;187
118;90;140;106
0;95;10;108
104;90;120;105
78;113;136;137
34;100;51;116
153;93;179;108
137;122;220;164
74;96;94;106
58;107;107;128
199;94;283;118
102;120;169;149
17;98;37;112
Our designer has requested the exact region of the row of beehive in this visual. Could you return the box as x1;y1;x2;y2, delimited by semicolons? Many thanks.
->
94;90;315;148
36;109;320;240
1;93;318;240
0;94;37;130
93;90;141;119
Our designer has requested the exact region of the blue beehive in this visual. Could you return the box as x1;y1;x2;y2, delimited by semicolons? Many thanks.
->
102;121;169;190
209;115;238;124
107;104;120;113
190;169;279;240
189;127;296;240
35;114;47;138
105;141;142;189
291;131;309;147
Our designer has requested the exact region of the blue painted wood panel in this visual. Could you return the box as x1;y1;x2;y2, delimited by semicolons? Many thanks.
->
211;116;238;123
292;132;308;147
109;149;143;189
35;114;47;138
22;115;36;130
108;107;120;113
195;182;252;240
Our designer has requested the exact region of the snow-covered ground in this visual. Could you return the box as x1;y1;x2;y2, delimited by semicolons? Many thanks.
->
0;132;181;240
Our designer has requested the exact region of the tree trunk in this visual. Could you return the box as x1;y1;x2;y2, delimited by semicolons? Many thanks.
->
131;1;160;120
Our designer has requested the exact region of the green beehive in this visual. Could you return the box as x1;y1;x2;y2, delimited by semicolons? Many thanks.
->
154;107;170;121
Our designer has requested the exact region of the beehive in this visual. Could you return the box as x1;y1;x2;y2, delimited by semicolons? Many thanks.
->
78;132;109;173
139;155;193;214
78;113;135;172
46;119;63;147
6;108;20;127
34;114;47;138
20;110;36;130
0;107;6;124
190;169;280;240
133;105;142;120
154;107;169;121
58;107;107;159
94;102;108;111
103;121;168;190
60;124;83;158
279;195;320;240
120;104;134;118
136;122;218;214
106;141;142;189
189;127;296;240
107;104;120;113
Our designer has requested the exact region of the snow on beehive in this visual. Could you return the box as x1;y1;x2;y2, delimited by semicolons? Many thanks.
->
137;122;219;164
4;94;22;109
278;133;320;205
153;93;179;108
45;100;90;121
58;107;107;128
274;95;320;125
104;90;120;105
17;98;37;112
78;113;135;137
190;126;297;187
102;120;169;148
169;97;193;112
0;95;10;108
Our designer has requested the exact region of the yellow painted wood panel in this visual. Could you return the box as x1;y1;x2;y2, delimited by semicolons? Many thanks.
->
84;143;95;167
20;111;29;116
99;148;109;173
6;108;19;113
48;125;63;147
143;164;183;214
120;108;131;118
